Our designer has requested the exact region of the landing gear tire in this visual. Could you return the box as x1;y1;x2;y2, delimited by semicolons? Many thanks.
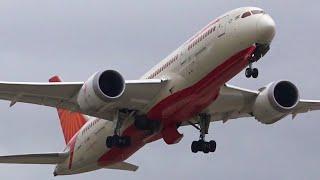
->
191;141;199;153
203;143;210;154
106;135;131;148
245;68;252;78
245;67;259;78
191;140;216;153
209;140;216;152
252;68;259;78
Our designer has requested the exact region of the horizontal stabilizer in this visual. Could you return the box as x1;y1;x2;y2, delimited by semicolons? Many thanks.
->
0;152;69;164
104;162;139;172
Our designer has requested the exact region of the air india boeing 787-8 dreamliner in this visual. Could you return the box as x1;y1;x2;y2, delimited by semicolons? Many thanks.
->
0;7;318;176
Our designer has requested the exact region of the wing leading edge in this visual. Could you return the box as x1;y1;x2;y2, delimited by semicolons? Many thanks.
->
0;78;167;120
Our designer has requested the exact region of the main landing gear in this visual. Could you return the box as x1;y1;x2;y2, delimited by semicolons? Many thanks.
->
190;113;216;154
245;43;270;79
106;112;161;149
106;110;131;148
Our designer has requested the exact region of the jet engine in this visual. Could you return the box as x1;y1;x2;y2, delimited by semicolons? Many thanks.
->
77;70;125;111
253;81;299;124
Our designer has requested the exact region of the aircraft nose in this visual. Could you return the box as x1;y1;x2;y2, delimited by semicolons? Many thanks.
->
256;14;276;44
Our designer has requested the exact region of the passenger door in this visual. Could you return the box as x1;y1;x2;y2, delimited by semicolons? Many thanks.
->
217;15;229;37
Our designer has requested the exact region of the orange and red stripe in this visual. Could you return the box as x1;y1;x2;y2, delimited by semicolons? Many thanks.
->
49;75;87;144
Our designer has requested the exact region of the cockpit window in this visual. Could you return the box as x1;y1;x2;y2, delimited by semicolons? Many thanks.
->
251;10;264;14
241;11;251;18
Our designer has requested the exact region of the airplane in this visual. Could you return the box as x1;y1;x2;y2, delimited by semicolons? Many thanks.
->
0;6;319;176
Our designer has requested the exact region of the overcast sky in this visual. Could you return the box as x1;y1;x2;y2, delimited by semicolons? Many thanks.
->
0;0;320;179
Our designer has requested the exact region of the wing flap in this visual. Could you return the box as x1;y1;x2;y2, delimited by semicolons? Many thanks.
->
0;152;69;164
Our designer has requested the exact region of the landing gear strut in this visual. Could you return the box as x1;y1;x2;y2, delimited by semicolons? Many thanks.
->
106;110;131;148
190;113;216;154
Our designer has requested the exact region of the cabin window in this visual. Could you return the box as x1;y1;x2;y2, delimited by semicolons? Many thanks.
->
235;15;240;20
241;11;251;18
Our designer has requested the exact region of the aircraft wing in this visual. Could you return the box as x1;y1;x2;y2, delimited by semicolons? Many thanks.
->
0;79;166;120
292;99;320;118
0;152;69;164
185;84;320;124
196;84;257;123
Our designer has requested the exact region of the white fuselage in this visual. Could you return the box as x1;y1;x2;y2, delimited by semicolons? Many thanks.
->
54;7;276;175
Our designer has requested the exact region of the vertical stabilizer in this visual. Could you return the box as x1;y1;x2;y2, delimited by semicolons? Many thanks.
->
49;76;87;144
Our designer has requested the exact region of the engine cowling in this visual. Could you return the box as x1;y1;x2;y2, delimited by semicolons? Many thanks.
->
77;70;125;111
253;80;299;124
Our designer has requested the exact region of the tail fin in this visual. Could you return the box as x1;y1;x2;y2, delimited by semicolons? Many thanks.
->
49;76;87;144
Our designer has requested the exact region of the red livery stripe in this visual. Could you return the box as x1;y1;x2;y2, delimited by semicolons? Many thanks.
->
98;46;256;166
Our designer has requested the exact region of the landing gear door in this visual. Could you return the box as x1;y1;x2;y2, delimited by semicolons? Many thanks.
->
217;15;229;38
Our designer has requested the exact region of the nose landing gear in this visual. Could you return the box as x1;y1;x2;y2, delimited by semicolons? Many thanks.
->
245;43;270;78
245;63;259;78
189;113;216;154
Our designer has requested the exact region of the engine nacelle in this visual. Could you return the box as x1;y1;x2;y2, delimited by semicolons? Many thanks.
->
253;80;299;124
77;70;125;111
